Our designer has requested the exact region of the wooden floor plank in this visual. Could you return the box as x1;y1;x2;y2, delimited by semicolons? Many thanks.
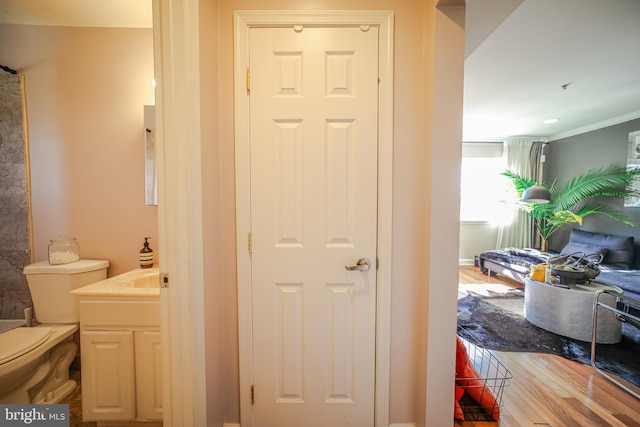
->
564;397;614;427
456;266;640;427
613;414;640;427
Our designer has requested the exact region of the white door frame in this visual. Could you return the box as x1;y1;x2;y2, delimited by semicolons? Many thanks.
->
234;10;394;427
153;0;207;425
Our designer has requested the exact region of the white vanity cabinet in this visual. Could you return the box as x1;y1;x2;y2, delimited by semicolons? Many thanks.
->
134;330;163;420
81;330;136;420
73;282;162;425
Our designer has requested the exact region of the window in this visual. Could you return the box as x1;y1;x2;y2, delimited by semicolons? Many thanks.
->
460;144;513;223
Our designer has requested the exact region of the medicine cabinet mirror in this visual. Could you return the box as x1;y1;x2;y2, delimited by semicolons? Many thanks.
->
144;105;157;206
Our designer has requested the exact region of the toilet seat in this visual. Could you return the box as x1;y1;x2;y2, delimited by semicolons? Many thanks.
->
0;327;53;366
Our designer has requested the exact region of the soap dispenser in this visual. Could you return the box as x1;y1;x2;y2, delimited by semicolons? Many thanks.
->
140;237;154;268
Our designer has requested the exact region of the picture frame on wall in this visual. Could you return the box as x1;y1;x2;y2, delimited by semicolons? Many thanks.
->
624;131;640;207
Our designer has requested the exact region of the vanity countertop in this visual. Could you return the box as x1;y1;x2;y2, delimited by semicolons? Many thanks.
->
71;268;160;298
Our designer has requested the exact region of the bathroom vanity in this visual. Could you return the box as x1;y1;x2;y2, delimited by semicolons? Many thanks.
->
71;268;162;425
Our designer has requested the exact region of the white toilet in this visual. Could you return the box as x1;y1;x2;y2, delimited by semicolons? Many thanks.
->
0;259;109;404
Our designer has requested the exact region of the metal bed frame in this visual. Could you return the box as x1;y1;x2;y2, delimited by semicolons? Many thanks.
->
592;289;640;399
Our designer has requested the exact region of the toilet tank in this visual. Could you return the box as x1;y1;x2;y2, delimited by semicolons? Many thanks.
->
24;260;109;324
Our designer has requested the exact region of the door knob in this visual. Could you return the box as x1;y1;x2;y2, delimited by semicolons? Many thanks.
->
345;258;371;271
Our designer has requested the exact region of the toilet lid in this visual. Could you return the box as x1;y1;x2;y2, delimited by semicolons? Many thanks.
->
0;327;53;365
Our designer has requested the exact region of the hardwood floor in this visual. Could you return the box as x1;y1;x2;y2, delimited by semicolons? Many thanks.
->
457;266;640;427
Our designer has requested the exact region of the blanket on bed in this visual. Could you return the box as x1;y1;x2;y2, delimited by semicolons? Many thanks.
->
479;248;550;269
597;269;640;300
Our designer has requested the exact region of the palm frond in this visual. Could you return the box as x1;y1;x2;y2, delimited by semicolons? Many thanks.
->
554;165;639;210
501;171;536;197
571;204;635;226
547;210;582;227
502;164;639;243
593;188;640;198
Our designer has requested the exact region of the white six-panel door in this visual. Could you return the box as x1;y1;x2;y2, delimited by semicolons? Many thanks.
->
249;26;379;426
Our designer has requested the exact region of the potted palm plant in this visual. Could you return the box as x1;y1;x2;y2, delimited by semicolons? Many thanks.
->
502;165;640;251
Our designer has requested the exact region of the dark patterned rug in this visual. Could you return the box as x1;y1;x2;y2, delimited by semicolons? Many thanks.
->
457;294;640;388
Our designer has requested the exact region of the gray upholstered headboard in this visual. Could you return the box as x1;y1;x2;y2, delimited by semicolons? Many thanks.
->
562;229;637;269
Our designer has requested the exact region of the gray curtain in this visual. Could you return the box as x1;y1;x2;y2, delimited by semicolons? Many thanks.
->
496;138;546;249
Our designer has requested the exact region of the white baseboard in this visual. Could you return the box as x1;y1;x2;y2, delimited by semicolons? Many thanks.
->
225;423;413;427
459;258;475;266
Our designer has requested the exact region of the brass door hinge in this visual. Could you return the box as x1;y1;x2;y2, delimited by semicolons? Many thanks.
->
251;384;255;405
248;232;253;253
246;69;250;92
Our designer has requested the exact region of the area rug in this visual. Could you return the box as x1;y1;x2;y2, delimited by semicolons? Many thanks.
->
457;294;640;388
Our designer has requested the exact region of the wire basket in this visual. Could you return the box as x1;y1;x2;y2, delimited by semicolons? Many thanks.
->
456;329;513;422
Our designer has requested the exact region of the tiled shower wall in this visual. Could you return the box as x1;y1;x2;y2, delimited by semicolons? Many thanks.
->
0;73;32;319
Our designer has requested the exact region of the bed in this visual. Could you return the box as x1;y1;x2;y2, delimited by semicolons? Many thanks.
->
478;229;640;302
478;247;550;284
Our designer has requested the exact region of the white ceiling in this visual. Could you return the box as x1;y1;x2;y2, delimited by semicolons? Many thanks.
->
464;0;640;141
2;0;639;142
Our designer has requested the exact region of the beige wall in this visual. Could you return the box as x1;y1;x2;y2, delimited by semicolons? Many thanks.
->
197;1;229;426
0;25;157;276
460;222;500;263
197;1;464;425
425;5;465;426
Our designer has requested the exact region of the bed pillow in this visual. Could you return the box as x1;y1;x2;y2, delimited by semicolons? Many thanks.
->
560;242;608;261
567;229;635;269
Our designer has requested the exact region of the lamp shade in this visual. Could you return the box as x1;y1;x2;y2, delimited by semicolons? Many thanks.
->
522;185;551;204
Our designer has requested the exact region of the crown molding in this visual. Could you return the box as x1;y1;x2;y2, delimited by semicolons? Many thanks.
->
548;111;640;142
